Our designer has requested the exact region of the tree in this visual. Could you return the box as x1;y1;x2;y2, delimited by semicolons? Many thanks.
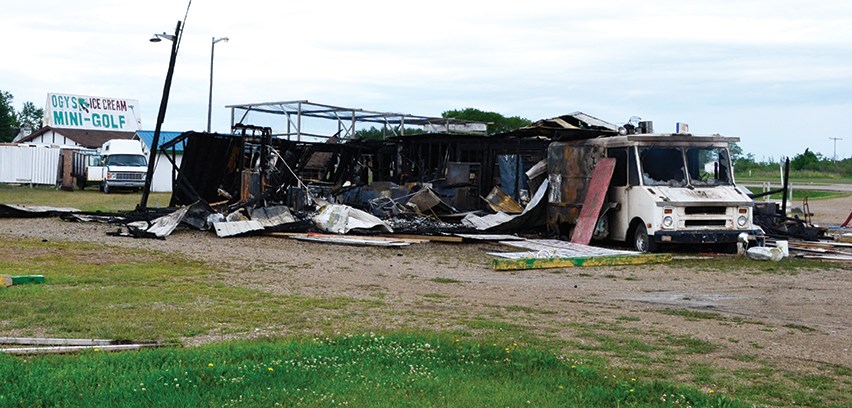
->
441;108;531;135
0;90;18;143
354;126;423;141
728;142;744;163
790;148;821;171
17;101;43;131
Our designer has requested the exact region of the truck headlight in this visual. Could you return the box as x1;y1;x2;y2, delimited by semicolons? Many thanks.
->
663;216;674;228
737;215;747;227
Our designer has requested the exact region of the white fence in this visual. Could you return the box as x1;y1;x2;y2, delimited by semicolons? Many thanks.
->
0;144;63;185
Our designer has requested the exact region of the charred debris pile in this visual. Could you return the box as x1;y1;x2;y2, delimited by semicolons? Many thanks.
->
109;111;617;240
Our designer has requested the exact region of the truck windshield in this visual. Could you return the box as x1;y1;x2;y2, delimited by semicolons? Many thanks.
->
105;154;147;166
685;147;732;186
638;147;687;187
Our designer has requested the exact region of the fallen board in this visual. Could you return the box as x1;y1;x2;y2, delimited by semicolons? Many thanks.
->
492;253;672;271
490;239;671;270
0;337;114;346
384;234;464;243
289;235;410;247
2;275;45;287
0;344;161;355
269;232;427;244
571;158;615;245
454;234;525;241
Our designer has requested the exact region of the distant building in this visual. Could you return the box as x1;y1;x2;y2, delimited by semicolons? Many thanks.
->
14;126;135;148
133;130;186;193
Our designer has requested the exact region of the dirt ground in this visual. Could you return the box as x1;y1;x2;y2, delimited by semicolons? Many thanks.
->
1;196;850;377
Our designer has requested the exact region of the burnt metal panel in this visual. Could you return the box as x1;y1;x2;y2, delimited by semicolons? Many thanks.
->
546;141;605;231
170;132;243;207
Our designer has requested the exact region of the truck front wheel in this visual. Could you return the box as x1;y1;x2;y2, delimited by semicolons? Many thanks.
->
633;224;656;253
104;183;110;194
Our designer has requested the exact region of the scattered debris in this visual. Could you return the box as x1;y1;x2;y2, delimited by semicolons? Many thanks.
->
462;179;549;232
746;246;784;261
483;186;523;214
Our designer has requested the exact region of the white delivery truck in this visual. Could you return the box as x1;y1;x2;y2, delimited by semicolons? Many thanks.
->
99;139;148;193
548;132;761;252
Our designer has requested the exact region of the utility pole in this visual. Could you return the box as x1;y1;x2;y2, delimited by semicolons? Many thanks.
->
138;21;182;211
829;137;843;162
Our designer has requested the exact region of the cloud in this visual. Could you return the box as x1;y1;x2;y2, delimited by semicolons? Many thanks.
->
1;0;850;158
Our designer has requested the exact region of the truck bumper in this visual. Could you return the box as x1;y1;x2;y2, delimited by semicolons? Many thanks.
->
105;181;145;188
653;229;763;245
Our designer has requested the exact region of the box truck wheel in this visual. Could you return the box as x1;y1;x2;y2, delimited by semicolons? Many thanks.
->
104;183;110;194
633;223;656;253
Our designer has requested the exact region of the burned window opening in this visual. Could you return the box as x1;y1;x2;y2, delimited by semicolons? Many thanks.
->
685;146;732;187
639;147;687;187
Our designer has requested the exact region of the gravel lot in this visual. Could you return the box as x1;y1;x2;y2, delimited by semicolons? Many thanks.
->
1;196;850;375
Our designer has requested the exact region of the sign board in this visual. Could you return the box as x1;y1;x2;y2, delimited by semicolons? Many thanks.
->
44;93;141;131
676;122;689;134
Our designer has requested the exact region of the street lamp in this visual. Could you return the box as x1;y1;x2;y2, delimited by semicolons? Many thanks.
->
138;21;182;211
149;32;175;42
207;36;228;133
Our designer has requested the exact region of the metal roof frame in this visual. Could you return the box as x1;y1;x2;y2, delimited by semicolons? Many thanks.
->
226;100;489;142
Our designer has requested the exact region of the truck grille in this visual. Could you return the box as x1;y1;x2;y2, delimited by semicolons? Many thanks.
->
684;206;727;215
685;219;727;227
114;172;144;181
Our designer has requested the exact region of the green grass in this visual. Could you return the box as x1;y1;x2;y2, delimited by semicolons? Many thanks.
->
0;334;744;408
430;277;463;284
762;190;851;201
736;170;852;180
0;234;849;407
0;184;171;212
669;257;848;274
0;238;373;341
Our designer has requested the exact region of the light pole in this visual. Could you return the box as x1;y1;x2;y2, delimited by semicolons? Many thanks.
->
138;21;182;211
207;36;228;133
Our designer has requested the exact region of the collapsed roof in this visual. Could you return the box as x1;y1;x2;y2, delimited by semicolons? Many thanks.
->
498;111;620;140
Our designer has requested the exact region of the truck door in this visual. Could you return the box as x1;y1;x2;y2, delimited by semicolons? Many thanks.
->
606;147;639;241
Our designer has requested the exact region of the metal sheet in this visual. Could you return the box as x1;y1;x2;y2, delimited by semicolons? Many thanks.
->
0;204;81;218
312;204;393;234
250;205;296;228
126;205;191;238
290;235;409;247
213;220;264;237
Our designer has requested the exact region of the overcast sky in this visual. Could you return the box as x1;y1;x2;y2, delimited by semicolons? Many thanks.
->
2;0;851;160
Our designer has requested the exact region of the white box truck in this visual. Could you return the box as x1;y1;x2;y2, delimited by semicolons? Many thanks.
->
548;132;761;252
99;139;148;193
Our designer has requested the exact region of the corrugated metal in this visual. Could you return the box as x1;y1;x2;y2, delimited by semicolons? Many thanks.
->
0;145;62;185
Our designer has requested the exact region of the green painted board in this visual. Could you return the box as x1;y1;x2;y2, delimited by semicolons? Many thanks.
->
492;253;672;271
1;275;46;287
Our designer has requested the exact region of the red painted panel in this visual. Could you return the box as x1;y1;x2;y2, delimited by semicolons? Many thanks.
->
570;158;616;245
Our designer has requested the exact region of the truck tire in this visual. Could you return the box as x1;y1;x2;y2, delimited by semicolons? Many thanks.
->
104;183;110;194
633;223;656;253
